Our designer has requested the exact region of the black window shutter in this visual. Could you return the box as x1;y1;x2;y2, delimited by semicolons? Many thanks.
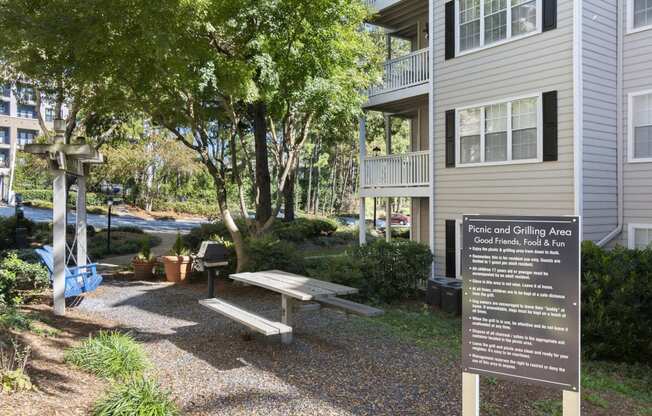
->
445;109;456;167
445;1;455;60
445;220;457;278
542;91;558;162
543;0;557;32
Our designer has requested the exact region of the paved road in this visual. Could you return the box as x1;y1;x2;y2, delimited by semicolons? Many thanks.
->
0;206;205;234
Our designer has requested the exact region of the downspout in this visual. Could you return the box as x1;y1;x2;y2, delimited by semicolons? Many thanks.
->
598;0;625;247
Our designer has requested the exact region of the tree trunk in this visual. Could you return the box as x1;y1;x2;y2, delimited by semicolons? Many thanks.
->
283;157;298;221
214;176;248;272
305;138;317;212
252;101;272;227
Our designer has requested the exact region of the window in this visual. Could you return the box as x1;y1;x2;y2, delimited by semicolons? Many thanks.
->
629;224;652;249
45;108;55;122
0;150;8;168
629;91;652;161
631;0;652;31
0;100;8;116
457;0;541;53
0;127;8;145
17;129;37;146
16;85;35;102
457;94;541;166
16;104;36;119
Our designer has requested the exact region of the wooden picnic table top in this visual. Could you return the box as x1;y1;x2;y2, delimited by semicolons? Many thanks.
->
229;270;358;301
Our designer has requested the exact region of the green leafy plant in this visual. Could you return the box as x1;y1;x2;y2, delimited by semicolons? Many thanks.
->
92;377;179;416
169;232;190;256
581;241;652;363
64;331;148;379
244;235;305;274
0;338;32;393
134;239;155;262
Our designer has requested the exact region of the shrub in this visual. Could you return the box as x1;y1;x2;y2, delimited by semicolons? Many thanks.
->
244;235;305;274
110;226;144;234
0;338;32;393
64;331;149;379
182;221;249;251
306;239;433;304
17;189;106;206
88;232;161;259
0;216;38;251
92;377;178;416
351;239;433;303
0;252;49;307
581;242;652;363
271;217;338;242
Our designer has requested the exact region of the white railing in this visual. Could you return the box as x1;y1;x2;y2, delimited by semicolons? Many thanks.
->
363;151;430;188
369;48;430;97
364;0;401;9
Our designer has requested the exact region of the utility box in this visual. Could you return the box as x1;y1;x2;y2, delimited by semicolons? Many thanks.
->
426;277;450;308
441;280;463;316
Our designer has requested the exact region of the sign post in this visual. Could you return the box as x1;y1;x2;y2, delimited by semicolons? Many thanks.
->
461;215;581;415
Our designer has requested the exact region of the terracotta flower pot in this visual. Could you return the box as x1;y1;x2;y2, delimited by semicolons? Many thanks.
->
132;259;157;280
161;255;192;283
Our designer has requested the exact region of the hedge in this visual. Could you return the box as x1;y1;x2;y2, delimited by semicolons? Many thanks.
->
582;241;652;363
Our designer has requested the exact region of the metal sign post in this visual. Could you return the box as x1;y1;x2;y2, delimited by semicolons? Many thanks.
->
461;215;581;415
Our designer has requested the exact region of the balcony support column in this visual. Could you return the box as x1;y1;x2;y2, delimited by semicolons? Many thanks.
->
359;115;367;246
384;115;392;243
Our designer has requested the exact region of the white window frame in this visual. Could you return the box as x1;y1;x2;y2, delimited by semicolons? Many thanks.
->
455;0;543;56
627;0;652;34
628;223;652;249
456;92;543;167
627;90;652;163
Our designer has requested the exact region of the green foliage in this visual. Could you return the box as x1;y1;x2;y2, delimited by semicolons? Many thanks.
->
307;239;433;304
0;251;49;307
0;216;38;251
92;377;179;416
0;338;32;393
88;232;161;259
64;331;148;380
110;226;144;234
270;217;338;242
244;236;305;274
581;242;652;363
0;308;32;331
135;239;154;262
169;233;190;256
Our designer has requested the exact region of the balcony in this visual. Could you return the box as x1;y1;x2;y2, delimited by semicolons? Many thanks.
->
365;48;429;111
361;151;430;197
365;0;402;10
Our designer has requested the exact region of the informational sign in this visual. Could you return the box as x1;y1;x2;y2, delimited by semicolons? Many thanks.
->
461;215;580;391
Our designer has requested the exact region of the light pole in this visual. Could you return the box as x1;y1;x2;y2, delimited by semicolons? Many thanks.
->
372;146;381;228
107;196;113;254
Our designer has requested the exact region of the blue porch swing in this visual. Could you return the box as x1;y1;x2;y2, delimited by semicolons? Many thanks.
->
35;245;103;298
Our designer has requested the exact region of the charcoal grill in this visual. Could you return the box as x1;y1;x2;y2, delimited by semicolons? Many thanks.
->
195;241;230;297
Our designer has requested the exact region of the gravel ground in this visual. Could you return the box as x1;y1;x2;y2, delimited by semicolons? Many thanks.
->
77;279;463;416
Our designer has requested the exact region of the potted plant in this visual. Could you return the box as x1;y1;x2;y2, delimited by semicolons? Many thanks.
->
161;232;192;283
132;239;157;280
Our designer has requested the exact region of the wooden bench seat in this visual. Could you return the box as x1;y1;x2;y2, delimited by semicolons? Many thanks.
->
199;298;292;336
315;296;384;317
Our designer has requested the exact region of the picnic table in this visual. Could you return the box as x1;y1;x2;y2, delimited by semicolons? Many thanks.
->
199;270;383;344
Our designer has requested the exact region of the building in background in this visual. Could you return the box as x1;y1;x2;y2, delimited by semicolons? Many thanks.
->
0;82;56;203
360;0;652;276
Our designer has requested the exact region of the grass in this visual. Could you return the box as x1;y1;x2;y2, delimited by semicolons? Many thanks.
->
64;331;149;379
370;304;652;415
92;377;178;416
0;308;61;337
88;231;161;259
366;303;462;355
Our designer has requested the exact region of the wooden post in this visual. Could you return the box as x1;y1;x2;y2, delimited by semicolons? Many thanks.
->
359;198;366;245
359;115;367;246
563;390;580;416
281;295;294;344
76;172;87;267
52;169;66;316
462;372;479;416
386;197;392;242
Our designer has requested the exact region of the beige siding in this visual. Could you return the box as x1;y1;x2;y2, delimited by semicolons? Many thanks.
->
432;0;576;275
620;11;652;247
411;197;430;244
411;103;430;152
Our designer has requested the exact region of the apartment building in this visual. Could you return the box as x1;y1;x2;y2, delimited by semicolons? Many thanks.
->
360;0;652;277
0;82;54;202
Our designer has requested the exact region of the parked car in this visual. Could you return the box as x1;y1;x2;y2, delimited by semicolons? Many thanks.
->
390;213;410;226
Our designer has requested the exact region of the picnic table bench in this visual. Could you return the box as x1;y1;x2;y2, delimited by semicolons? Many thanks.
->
199;270;383;344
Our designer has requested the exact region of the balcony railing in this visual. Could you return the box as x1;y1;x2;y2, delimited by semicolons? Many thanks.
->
369;48;430;97
364;0;402;10
363;151;429;188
